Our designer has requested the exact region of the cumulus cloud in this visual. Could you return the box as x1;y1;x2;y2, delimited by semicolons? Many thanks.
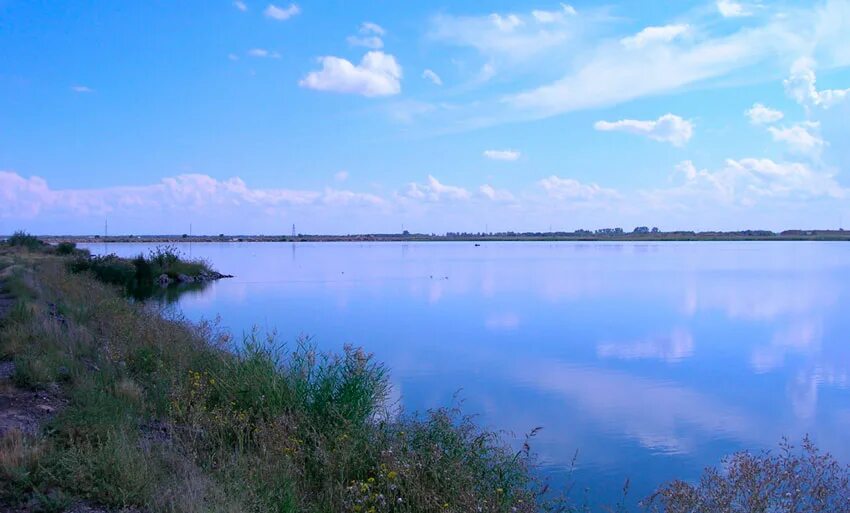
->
768;123;825;155
405;176;469;202
264;3;299;20
422;69;443;85
717;0;751;17
594;114;694;146
347;21;385;49
71;85;93;93
483;149;520;161
299;51;402;97
784;58;850;109
479;184;515;202
652;158;845;206
621;24;690;49
0;171;392;221
538;176;619;200
746;103;784;124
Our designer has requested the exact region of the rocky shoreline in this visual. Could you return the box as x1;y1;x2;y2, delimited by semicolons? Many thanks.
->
154;270;234;286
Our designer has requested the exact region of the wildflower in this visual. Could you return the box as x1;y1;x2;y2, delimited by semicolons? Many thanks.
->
387;471;398;480
496;488;504;494
367;477;375;484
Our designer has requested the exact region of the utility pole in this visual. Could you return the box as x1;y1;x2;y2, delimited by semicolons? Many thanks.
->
292;224;296;238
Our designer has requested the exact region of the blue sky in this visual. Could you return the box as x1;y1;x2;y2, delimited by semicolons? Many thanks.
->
2;0;850;234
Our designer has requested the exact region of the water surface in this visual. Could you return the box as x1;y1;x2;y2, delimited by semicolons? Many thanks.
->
84;241;850;504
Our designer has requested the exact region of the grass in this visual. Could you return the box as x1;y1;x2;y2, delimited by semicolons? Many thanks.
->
1;236;848;513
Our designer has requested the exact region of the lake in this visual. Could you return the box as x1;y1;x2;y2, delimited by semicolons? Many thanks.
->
83;241;850;505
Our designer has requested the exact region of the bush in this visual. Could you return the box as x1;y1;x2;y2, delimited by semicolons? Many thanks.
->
132;254;153;284
6;231;42;250
149;245;181;271
55;242;77;255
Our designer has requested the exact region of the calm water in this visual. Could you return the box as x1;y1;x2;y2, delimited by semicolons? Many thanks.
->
84;241;850;504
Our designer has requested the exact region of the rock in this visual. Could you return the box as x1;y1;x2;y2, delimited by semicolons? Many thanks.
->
155;274;171;286
176;273;194;283
37;404;55;413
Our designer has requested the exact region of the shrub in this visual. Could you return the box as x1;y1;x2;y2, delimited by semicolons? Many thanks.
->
87;255;137;286
6;231;42;250
149;245;181;271
132;254;153;284
55;242;77;255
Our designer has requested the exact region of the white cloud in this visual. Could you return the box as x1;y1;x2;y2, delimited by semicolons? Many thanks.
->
228;53;240;61
422;69;443;85
621;24;690;49
532;4;577;23
247;48;280;58
0;171;395;222
347;22;385;49
405;176;469;202
71;85;93;93
594;114;694;146
479;184;515;202
538;176;619;200
429;11;571;60
768;123;826;155
264;3;299;20
321;188;384;207
234;1;247;12
746;103;784;124
490;13;523;32
784;58;850;109
717;0;751;18
360;22;385;35
483;149;520;161
652;158;845;206
299;51;402;97
334;170;349;182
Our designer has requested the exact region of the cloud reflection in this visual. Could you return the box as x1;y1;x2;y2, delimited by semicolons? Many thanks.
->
597;328;694;363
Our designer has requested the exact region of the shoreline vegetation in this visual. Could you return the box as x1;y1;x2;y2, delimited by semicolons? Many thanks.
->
19;228;850;244
1;233;849;513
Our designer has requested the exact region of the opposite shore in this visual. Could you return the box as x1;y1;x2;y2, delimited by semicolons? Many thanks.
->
23;228;850;244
